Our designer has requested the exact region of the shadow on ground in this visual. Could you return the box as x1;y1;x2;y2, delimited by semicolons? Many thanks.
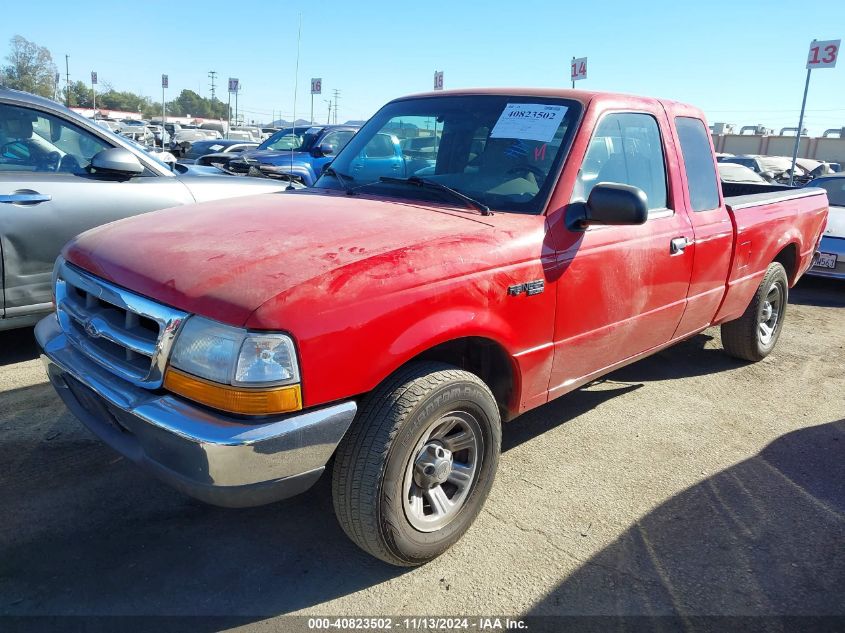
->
0;327;39;366
792;276;845;308
528;419;845;622
0;324;753;621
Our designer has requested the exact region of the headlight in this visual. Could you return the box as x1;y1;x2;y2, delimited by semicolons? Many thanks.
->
165;316;301;415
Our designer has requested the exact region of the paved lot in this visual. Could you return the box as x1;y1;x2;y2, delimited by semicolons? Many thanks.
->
0;277;843;625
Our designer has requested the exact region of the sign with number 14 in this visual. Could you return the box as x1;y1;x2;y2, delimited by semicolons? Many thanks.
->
807;39;840;69
571;57;587;81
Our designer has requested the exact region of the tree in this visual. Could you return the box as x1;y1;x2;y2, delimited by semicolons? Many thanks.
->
64;80;93;108
1;35;58;98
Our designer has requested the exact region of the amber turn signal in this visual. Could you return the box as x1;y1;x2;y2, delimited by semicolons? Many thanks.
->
163;367;302;415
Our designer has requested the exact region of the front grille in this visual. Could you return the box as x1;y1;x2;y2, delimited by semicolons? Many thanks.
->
55;260;189;388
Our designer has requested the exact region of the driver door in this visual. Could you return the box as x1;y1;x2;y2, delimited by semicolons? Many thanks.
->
0;100;192;321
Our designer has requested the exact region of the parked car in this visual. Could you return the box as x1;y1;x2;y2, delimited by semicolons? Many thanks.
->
717;154;813;184
146;124;170;147
804;174;845;279
717;162;767;184
178;139;259;165
0;88;300;331
228;125;359;186
35;88;827;566
93;119;121;133
230;126;263;142
169;128;221;156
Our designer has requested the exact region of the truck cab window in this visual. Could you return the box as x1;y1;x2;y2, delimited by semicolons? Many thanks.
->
675;117;720;212
574;112;668;211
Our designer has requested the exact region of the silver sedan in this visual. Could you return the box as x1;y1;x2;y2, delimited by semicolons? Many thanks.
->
0;88;299;331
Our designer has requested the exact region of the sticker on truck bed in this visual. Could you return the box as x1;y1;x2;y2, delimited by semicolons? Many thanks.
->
490;103;567;143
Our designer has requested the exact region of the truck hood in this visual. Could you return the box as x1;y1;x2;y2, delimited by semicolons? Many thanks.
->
63;190;495;327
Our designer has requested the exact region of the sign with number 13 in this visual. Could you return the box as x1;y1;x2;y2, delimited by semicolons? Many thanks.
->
807;39;840;69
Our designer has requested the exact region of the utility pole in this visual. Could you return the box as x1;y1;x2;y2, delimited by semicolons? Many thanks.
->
332;89;340;124
208;70;217;113
65;55;70;107
325;99;332;124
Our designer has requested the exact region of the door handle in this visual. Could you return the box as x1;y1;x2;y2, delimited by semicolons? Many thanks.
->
670;237;689;254
0;193;52;204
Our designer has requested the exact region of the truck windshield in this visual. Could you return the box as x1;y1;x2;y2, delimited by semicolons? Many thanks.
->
315;95;581;214
259;127;320;152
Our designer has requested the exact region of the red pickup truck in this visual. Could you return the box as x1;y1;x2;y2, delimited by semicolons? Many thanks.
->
36;89;828;566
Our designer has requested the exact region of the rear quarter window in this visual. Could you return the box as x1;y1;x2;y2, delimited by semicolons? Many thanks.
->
675;117;720;212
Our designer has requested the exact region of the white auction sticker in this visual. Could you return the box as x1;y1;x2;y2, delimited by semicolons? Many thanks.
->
209;144;224;151
490;103;567;142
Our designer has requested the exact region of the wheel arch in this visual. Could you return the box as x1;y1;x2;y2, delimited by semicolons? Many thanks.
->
772;241;800;285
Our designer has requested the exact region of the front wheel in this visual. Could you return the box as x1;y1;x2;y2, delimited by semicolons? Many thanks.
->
721;261;789;361
331;362;501;566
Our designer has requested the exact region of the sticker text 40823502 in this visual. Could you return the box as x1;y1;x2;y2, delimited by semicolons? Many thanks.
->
490;104;568;143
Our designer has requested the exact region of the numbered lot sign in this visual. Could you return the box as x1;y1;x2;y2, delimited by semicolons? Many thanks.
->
807;39;840;69
311;78;322;95
571;57;587;81
161;74;168;89
228;77;239;93
434;71;444;91
91;71;97;85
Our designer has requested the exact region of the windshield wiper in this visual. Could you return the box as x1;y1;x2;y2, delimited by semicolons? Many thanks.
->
378;176;491;215
323;166;354;193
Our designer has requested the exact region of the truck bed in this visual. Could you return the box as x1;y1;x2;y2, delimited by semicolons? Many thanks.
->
714;183;828;325
722;181;822;209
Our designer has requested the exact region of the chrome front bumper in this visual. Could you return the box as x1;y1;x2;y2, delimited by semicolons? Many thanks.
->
35;314;357;507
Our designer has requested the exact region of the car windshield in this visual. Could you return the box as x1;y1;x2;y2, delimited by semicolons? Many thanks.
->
315;95;581;214
259;127;320;152
812;178;845;206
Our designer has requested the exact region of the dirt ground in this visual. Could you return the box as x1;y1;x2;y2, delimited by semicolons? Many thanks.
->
0;276;843;628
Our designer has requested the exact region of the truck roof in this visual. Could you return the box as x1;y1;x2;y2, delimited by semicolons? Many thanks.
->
390;87;703;117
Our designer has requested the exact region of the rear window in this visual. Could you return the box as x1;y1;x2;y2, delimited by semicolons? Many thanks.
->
676;117;720;212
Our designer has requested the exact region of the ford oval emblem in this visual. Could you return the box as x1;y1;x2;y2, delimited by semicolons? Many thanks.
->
85;320;100;338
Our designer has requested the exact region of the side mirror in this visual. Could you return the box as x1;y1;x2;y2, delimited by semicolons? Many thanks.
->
90;148;144;176
317;142;335;157
570;183;649;229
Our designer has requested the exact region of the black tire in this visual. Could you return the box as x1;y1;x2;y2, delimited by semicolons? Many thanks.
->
331;361;501;566
721;262;789;362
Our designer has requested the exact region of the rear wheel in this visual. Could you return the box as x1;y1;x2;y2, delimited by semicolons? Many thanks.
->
721;262;789;361
331;362;501;566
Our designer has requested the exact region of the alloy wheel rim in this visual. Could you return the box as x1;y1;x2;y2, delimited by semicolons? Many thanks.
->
759;282;783;346
402;410;483;532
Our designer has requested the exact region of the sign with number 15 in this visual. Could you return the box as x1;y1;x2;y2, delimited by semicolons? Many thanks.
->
807;39;840;69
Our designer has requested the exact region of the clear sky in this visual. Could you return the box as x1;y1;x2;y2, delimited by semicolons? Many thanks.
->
3;0;844;133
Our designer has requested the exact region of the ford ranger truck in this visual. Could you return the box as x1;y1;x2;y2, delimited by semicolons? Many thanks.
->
36;89;829;566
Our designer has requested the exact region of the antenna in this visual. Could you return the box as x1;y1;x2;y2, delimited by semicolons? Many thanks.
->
289;12;302;191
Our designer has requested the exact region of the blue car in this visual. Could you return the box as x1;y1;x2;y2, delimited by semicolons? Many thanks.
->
228;125;359;186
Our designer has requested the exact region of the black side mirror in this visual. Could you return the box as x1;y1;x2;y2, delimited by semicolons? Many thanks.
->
90;148;144;176
317;142;335;157
569;183;649;229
